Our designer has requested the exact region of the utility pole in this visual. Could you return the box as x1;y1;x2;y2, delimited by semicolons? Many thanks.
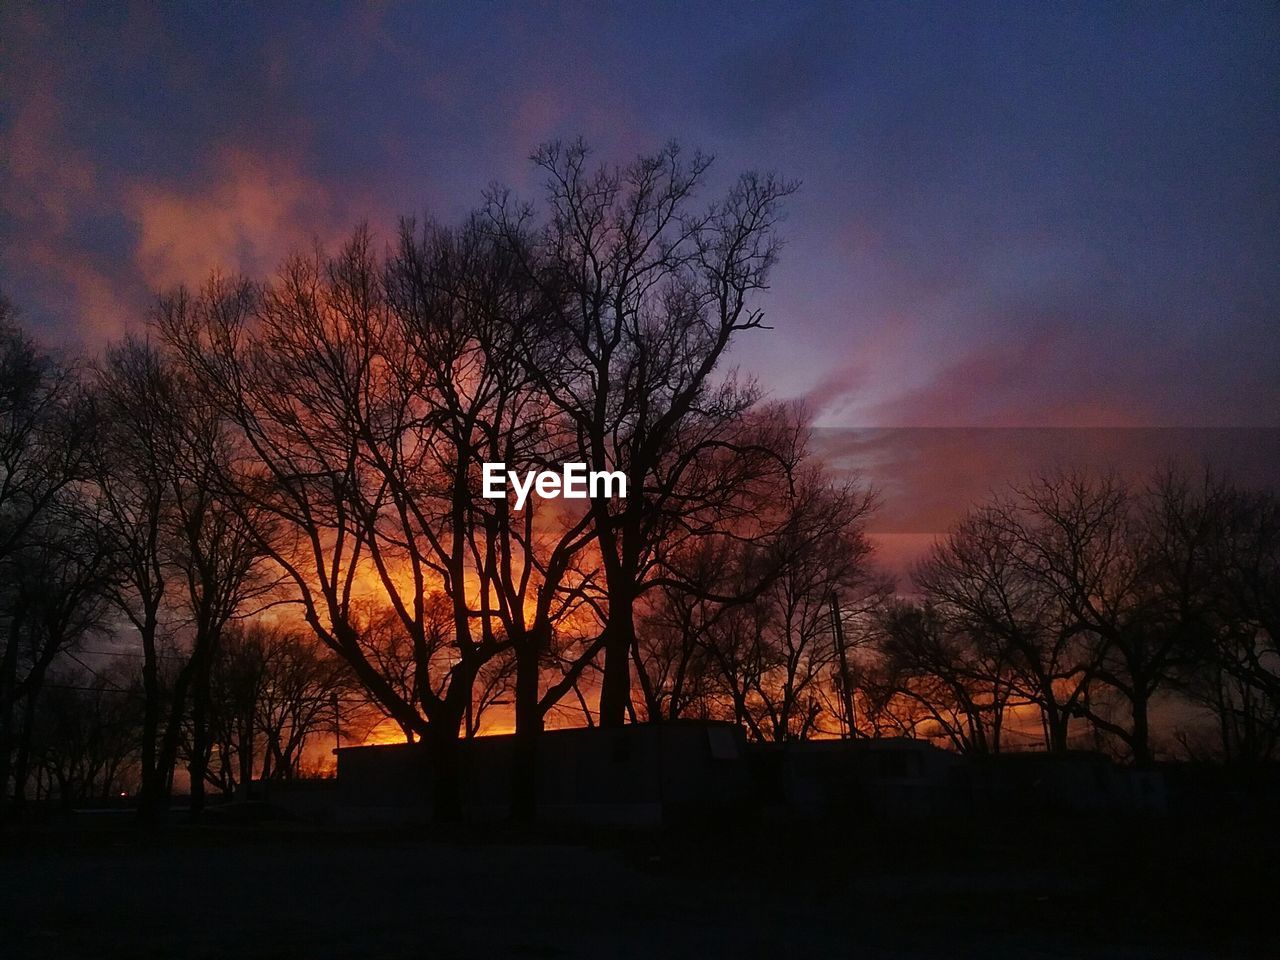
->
830;591;856;738
331;691;341;759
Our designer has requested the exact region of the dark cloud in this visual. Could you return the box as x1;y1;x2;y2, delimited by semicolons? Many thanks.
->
703;5;856;131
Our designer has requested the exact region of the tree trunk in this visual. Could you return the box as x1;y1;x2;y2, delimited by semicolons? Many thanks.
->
11;684;40;805
511;626;546;821
1131;689;1152;767
188;665;209;819
236;709;254;800
154;661;196;819
425;718;463;822
137;613;164;823
1044;703;1070;753
598;590;635;728
0;602;26;804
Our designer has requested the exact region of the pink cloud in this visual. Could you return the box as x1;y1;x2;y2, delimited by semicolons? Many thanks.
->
126;147;368;292
853;328;1155;429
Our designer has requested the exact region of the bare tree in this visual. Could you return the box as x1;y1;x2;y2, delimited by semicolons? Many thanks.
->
156;144;797;818
2;495;113;803
1158;472;1280;763
385;218;600;819
160;248;508;819
205;621;358;793
1200;485;1280;716
92;335;271;818
30;664;140;804
1009;471;1179;765
891;469;1221;763
487;140;796;727
0;298;92;805
912;502;1097;752
635;444;882;742
159;327;273;817
870;600;1015;754
89;337;174;818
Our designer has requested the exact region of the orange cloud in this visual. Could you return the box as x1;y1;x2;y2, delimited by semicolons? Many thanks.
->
127;148;363;291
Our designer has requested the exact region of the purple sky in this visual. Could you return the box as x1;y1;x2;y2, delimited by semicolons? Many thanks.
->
2;2;1277;570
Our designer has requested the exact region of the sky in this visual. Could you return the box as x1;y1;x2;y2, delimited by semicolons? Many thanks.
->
2;1;1277;567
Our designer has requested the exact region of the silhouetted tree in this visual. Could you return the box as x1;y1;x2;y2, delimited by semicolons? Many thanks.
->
871;600;1015;754
385;218;600;819
92;335;270;819
633;435;881;741
1012;471;1177;765
29;664;140;804
89;337;174;818
912;501;1097;752
1158;472;1280;763
160;248;506;819
0;297;92;805
487;140;796;728
205;622;358;794
2;495;112;802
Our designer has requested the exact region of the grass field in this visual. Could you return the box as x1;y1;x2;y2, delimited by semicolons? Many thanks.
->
1;814;1274;959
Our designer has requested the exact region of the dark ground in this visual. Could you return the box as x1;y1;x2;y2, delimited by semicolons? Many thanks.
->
1;813;1275;959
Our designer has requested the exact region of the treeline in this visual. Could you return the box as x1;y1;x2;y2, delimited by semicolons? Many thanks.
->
0;287;369;812
863;471;1280;766
0;142;1276;822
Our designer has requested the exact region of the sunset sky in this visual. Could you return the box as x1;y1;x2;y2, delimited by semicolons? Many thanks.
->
2;2;1277;562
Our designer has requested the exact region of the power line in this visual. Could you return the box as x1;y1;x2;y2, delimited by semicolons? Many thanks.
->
75;646;201;661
